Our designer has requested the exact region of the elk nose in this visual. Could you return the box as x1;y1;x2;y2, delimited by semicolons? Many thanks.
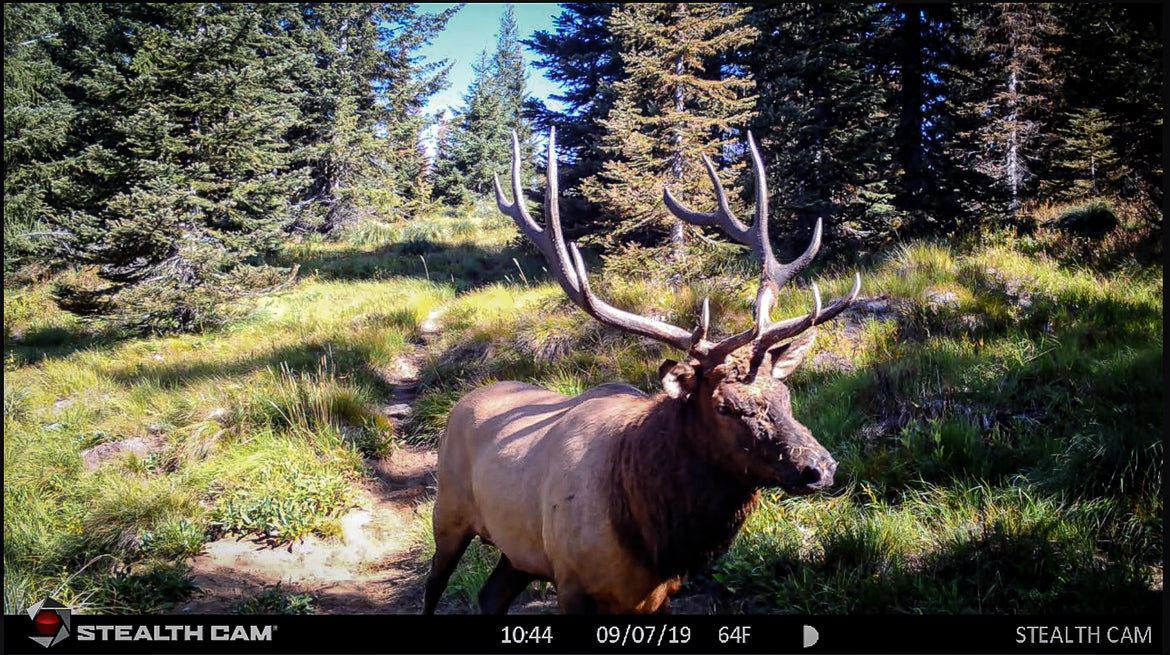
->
800;456;838;488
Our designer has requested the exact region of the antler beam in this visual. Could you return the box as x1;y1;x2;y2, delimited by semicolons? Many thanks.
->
495;129;698;354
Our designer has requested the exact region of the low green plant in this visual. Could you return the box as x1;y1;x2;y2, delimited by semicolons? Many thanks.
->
232;583;316;615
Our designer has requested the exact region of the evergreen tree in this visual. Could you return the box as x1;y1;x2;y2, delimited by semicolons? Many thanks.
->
432;5;532;205
977;3;1062;218
745;3;895;255
493;5;530;154
282;3;456;229
1051;3;1161;219
437;50;513;203
1051;108;1124;199
3;3;72;270
523;3;623;189
580;3;757;263
13;4;454;332
880;4;989;234
46;3;304;331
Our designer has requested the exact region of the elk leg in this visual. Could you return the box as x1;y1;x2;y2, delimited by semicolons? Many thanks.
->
478;553;536;614
556;583;599;614
422;531;473;614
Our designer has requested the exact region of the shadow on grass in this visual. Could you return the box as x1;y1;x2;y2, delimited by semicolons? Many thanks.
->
724;513;1160;614
810;330;1161;501
104;339;397;399
288;239;551;292
5;326;132;368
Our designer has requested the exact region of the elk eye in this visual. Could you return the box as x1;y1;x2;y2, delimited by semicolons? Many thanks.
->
717;404;731;415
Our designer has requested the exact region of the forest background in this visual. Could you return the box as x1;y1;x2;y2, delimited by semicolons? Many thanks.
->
3;3;1162;616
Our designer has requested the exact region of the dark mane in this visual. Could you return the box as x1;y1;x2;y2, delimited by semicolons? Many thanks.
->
607;396;759;580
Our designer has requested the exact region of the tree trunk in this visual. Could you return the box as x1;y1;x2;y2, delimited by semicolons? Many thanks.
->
669;44;686;270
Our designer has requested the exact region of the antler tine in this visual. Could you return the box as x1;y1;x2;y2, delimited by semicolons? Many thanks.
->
745;131;824;291
494;135;544;259
499;129;699;355
494;129;583;304
662;154;752;244
754;272;862;354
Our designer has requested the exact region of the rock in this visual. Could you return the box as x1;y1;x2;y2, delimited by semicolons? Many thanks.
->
384;403;413;418
857;298;891;315
924;289;960;309
80;435;167;471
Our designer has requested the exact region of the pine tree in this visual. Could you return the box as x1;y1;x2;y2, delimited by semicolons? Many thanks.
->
43;4;306;332
977;3;1062;218
431;50;513;205
523;3;624;188
282;3;456;230
880;4;989;235
493;5;530;156
1051;3;1161;219
3;3;72;270
580;3;757;264
745;4;895;255
6;4;455;332
432;6;532;205
1051;108;1124;199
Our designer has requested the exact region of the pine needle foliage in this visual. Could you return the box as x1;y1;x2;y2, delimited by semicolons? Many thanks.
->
579;3;757;263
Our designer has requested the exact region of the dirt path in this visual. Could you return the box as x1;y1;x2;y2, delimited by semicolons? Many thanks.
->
178;310;451;615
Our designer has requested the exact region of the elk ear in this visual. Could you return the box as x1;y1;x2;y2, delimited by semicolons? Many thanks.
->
659;360;698;400
770;330;816;379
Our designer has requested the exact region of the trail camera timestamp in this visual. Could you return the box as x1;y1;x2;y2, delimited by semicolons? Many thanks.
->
500;625;553;645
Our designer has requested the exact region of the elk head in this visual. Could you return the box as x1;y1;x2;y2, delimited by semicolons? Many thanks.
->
494;130;860;494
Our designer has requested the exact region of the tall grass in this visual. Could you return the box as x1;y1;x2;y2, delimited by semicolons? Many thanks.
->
4;200;1161;614
3;268;451;612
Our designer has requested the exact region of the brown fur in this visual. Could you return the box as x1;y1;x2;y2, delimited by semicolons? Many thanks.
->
607;397;760;582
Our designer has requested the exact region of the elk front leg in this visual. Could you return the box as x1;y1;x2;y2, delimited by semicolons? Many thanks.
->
478;553;536;614
555;581;599;614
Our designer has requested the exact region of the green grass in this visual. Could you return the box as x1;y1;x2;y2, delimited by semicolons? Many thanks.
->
3;261;451;612
4;200;1161;614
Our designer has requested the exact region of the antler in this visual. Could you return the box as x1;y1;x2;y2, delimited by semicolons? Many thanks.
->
497;129;860;365
495;129;701;355
663;132;861;358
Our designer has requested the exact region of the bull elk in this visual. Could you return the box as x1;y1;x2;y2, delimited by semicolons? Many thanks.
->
422;130;861;614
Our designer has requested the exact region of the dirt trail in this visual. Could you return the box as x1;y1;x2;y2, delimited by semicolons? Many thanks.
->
178;310;453;615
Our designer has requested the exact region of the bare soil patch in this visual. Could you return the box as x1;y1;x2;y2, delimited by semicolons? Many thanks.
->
178;446;437;615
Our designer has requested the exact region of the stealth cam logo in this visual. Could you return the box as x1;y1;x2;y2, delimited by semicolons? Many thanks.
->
27;597;72;648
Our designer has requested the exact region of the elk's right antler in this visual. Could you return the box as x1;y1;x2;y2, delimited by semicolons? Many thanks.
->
495;129;697;355
495;129;860;364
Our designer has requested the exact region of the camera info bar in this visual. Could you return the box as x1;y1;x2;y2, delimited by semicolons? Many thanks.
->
5;614;1162;654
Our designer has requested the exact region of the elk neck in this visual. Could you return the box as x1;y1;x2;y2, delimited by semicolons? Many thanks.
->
607;394;760;582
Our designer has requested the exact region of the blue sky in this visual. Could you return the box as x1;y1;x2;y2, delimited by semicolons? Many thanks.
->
416;3;564;153
418;3;564;118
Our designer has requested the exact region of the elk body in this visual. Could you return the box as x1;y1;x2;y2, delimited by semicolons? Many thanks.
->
422;130;861;614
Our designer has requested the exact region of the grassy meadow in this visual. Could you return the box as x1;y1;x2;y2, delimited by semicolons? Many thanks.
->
3;198;1162;614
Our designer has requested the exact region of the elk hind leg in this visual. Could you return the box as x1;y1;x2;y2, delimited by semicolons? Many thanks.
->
478;553;536;614
422;528;473;614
